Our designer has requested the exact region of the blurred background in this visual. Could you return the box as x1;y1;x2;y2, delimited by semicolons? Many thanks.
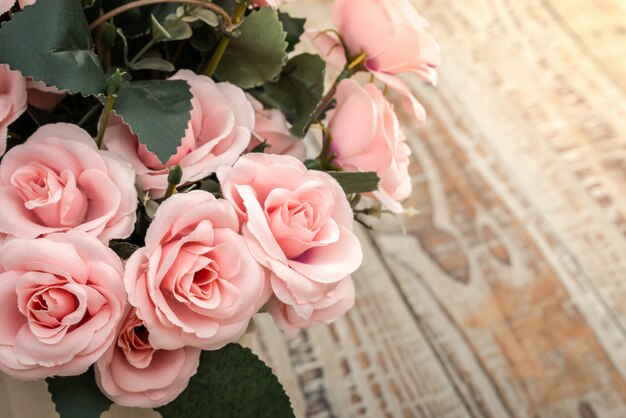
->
3;0;626;417
254;0;626;417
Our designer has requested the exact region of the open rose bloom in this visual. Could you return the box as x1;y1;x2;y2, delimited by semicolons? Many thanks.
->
0;0;439;413
0;232;126;379
308;0;442;121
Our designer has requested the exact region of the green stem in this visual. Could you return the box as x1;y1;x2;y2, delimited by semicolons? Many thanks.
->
95;94;117;149
89;0;235;31
305;51;368;135
308;51;369;168
205;37;230;77
78;102;103;127
163;183;177;199
204;0;250;77
129;39;156;66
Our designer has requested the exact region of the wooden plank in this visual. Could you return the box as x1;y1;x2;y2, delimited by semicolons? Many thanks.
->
359;0;626;415
536;0;626;93
372;92;626;416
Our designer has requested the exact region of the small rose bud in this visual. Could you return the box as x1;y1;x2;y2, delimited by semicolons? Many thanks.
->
167;164;183;186
106;69;125;96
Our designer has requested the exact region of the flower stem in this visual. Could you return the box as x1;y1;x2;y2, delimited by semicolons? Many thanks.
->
95;94;116;149
129;39;156;66
89;0;236;31
204;0;251;77
305;51;368;134
163;165;183;199
78;102;104;127
164;183;177;199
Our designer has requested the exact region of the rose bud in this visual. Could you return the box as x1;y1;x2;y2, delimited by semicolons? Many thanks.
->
327;80;411;213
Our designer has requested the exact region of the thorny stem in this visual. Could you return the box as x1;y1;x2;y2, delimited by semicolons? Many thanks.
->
89;0;237;31
204;0;251;77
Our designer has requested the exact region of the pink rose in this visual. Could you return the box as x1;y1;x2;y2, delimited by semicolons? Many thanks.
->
327;80;411;213
104;70;254;198
0;0;31;14
124;191;270;350
246;96;306;161
217;154;362;333
26;79;66;112
0;123;137;243
267;276;355;338
308;0;441;120
95;307;201;408
0;232;126;379
0;64;27;156
0;0;13;14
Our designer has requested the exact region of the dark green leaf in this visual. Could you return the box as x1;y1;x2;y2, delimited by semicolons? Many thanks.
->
189;24;221;52
250;53;325;138
112;80;193;163
109;241;140;259
199;178;221;195
327;171;380;194
157;344;294;418
278;12;305;53
152;14;193;42
130;57;175;72
180;6;220;27
215;8;288;89
0;0;106;95
104;0;176;38
250;139;270;153
47;367;112;418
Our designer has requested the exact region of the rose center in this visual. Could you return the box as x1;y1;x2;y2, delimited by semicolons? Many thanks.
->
117;311;155;367
12;162;64;204
190;259;219;298
10;162;88;227
27;286;79;327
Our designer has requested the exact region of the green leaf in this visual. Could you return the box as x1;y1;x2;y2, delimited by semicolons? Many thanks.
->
250;53;325;138
327;171;380;194
104;0;176;38
46;367;112;418
152;14;193;42
0;0;106;95
278;12;305;53
157;344;295;418
250;139;270;153
178;6;220;27
130;57;175;72
189;24;221;52
113;80;193;163
215;8;288;89
190;8;220;26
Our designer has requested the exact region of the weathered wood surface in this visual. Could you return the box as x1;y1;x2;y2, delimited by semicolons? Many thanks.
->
2;0;626;417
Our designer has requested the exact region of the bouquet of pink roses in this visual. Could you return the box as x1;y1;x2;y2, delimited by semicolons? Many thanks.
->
0;0;440;416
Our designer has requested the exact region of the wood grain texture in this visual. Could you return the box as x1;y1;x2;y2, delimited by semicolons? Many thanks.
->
3;0;626;417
